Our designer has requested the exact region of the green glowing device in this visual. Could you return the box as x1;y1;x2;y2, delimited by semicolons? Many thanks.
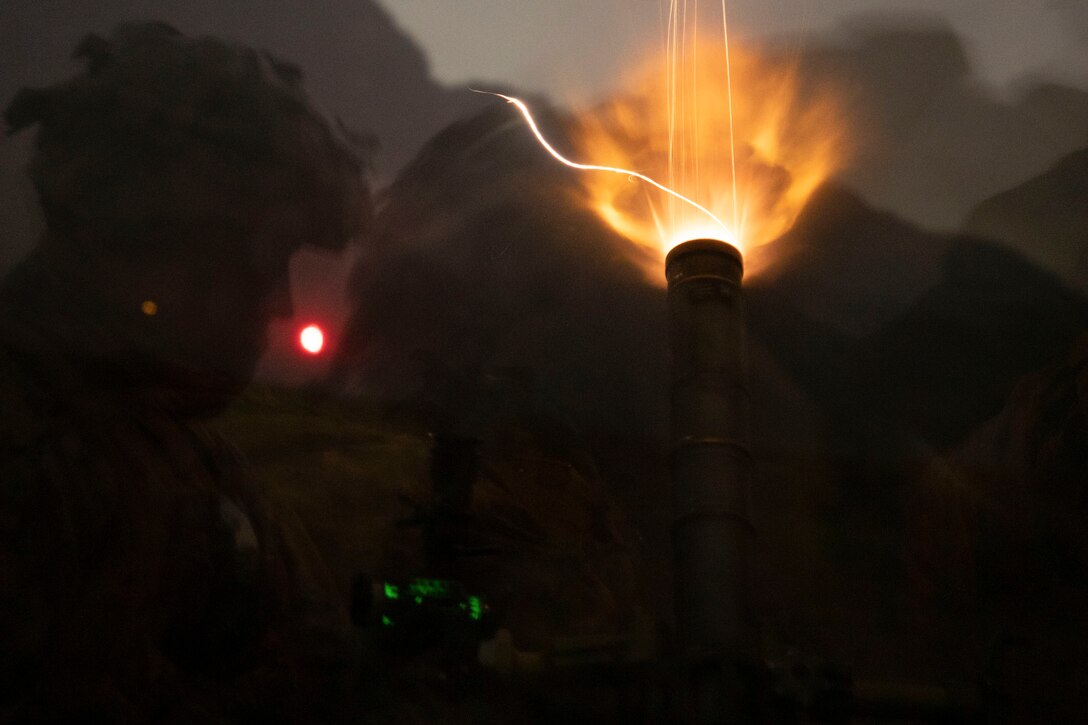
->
374;577;488;635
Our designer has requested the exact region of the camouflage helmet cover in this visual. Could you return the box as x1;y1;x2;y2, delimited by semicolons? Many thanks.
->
4;22;370;249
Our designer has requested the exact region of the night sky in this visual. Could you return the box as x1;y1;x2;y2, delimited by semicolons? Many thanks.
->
386;0;1088;98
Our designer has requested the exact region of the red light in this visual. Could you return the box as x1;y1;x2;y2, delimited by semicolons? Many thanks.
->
299;324;324;354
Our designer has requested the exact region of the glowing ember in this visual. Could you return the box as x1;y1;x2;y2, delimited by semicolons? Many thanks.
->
299;324;324;354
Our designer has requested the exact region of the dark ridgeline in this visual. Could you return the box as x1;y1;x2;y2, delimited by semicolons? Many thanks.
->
0;23;370;722
964;146;1088;293
779;17;1088;229
329;98;668;442
746;182;951;336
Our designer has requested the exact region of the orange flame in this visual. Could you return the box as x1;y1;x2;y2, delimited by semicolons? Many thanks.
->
573;37;849;270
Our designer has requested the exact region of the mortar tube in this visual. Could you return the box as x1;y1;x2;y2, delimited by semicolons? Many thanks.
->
666;239;754;723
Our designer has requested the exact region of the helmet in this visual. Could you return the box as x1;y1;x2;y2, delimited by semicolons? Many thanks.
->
4;22;370;250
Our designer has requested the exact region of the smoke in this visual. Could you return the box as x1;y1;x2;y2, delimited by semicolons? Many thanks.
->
779;16;1088;229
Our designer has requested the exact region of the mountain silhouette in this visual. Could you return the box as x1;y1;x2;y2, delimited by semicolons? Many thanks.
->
964;146;1088;293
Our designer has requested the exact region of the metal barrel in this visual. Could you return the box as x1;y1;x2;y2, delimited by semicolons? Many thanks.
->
666;239;753;722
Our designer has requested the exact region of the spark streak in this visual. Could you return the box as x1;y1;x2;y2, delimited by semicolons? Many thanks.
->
473;90;735;246
721;0;739;235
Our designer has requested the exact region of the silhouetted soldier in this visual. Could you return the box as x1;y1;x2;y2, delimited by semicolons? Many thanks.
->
0;23;369;722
